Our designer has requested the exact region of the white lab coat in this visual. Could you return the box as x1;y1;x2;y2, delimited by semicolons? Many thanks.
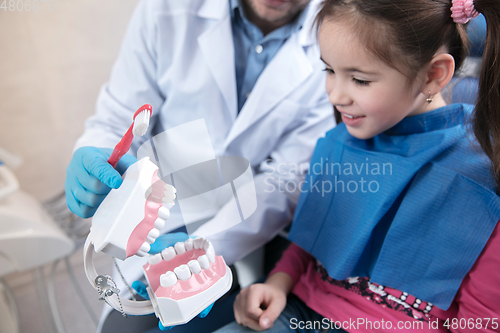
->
75;0;334;325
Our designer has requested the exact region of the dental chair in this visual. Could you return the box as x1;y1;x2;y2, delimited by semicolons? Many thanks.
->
0;148;74;333
444;15;486;104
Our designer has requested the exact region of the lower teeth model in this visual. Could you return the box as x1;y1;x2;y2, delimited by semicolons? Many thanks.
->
84;157;233;326
143;237;232;326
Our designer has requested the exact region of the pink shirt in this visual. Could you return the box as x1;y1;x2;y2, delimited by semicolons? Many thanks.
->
270;222;500;332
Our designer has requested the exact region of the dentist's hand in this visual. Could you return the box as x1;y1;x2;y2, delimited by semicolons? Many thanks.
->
133;232;214;331
234;272;292;331
65;146;137;218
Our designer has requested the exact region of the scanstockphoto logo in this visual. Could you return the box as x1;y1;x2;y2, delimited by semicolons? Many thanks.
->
264;158;393;196
136;119;257;236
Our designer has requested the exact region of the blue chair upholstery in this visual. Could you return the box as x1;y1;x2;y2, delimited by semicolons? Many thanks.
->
468;14;486;57
447;15;486;105
449;77;479;104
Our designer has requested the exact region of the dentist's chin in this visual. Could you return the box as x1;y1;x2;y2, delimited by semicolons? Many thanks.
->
261;0;290;8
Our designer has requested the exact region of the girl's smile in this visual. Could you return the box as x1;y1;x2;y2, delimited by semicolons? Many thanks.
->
339;112;365;127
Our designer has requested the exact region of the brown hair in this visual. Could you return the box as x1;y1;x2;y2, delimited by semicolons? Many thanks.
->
315;1;469;78
316;0;500;188
471;0;500;188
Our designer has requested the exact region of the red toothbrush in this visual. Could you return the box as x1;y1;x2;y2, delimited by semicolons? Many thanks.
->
108;104;153;168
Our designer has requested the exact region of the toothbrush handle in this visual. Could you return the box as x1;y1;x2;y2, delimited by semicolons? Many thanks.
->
108;125;134;169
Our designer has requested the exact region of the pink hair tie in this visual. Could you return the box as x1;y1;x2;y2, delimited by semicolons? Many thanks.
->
451;0;479;24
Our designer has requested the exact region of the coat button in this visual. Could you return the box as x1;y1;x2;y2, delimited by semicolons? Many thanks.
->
255;45;263;54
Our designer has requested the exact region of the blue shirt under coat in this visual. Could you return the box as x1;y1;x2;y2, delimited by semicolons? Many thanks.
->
230;0;309;111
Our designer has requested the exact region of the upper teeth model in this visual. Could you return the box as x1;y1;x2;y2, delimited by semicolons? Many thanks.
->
143;236;232;326
89;157;175;260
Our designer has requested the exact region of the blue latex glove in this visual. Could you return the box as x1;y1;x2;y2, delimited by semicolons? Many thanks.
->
135;232;214;331
132;280;214;331
148;232;191;254
65;146;137;218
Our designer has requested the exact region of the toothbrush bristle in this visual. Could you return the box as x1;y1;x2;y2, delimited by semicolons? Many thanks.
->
133;110;151;136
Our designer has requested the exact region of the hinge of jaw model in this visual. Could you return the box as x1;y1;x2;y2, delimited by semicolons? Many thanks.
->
84;156;232;326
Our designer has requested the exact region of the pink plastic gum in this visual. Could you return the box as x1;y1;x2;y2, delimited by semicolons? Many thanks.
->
126;170;164;257
143;238;233;326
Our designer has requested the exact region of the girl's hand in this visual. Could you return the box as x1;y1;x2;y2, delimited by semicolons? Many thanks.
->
233;272;293;331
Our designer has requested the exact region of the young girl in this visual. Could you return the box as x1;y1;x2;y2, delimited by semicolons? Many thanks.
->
215;0;500;332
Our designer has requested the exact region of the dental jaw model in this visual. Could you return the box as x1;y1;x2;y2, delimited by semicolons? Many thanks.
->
84;157;232;326
144;236;231;326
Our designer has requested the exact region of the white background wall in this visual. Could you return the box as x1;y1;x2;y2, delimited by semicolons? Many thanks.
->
1;1;140;332
0;0;139;200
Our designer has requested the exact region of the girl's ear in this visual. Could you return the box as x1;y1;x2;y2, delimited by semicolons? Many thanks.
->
421;53;455;96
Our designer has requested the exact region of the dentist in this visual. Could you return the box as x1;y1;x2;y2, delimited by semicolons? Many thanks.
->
65;0;334;332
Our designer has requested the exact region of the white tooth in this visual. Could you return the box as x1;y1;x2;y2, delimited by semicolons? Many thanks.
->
140;242;151;253
163;202;175;210
148;253;162;265
136;250;147;257
154;218;165;229
148;228;160;239
197;255;210;269
187;260;201;274
165;184;176;194
205;245;216;263
158;207;170;220
160;271;177;287
162;194;175;204
162;197;174;204
194;237;205;249
161;246;176;261
184;239;194;251
146;229;159;244
163;188;176;199
174;264;191;281
174;242;186;255
203;239;212;251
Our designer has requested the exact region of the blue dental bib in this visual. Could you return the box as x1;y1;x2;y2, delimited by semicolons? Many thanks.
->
288;103;500;310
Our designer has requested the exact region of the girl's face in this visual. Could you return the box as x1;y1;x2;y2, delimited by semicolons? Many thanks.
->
319;20;429;139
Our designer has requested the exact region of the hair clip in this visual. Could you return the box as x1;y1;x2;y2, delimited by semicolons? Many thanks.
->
451;0;479;24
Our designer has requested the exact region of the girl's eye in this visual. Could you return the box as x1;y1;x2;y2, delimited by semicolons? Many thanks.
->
323;68;335;75
353;78;370;86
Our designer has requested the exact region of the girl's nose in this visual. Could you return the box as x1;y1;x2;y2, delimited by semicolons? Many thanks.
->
328;87;351;107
